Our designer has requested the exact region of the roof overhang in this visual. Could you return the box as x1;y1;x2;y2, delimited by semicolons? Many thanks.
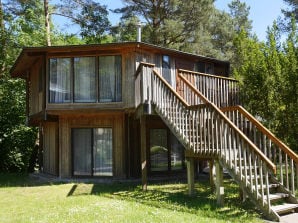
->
10;42;230;78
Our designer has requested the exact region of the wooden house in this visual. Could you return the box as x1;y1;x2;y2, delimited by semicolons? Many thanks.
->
10;42;298;221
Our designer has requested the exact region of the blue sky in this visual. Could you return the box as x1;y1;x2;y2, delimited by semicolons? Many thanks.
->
55;0;288;42
215;0;287;41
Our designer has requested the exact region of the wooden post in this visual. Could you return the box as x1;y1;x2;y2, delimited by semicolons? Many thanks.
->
215;160;224;206
187;157;195;196
140;115;147;191
209;160;215;191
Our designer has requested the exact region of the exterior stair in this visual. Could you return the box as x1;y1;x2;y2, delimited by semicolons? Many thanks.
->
135;62;298;222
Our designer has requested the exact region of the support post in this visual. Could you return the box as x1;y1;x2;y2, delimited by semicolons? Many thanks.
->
140;115;147;191
209;160;215;191
187;157;195;196
215;160;224;206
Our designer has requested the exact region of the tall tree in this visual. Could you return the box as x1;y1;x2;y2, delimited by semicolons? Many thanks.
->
228;0;252;34
52;0;111;43
114;0;215;49
282;0;298;22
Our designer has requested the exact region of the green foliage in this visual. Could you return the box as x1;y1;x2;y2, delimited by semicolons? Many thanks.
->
232;17;298;151
0;77;37;172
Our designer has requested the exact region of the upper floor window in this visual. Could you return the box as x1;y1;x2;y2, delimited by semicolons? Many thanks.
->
162;55;171;84
49;56;122;103
195;61;214;75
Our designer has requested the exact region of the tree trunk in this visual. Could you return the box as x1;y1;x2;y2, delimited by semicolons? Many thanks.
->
0;0;6;75
44;0;51;46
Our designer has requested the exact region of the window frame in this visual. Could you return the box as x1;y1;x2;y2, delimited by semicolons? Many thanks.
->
48;55;122;104
147;122;186;174
71;127;113;177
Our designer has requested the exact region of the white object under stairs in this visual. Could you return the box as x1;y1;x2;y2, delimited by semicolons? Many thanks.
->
135;62;298;222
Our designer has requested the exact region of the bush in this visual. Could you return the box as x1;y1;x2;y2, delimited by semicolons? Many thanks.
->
0;125;37;172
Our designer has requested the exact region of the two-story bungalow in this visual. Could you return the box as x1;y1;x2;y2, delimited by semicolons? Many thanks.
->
10;42;298;221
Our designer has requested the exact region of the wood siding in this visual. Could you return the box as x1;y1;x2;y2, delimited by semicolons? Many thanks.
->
59;112;125;178
29;60;43;115
43;122;58;175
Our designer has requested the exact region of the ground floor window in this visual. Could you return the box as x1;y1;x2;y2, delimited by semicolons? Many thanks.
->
72;128;113;176
149;128;185;172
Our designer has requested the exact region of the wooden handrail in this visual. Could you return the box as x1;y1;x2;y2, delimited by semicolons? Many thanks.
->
222;105;298;164
135;62;190;108
178;74;277;174
135;62;155;78
152;70;189;107
179;69;239;82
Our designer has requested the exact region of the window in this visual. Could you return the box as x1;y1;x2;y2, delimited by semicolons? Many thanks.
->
72;128;113;177
74;57;96;102
149;128;185;172
99;56;122;102
195;62;214;74
49;58;71;103
49;56;122;103
150;129;168;171
162;55;171;84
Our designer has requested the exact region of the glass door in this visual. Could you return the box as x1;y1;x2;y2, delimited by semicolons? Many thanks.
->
72;128;113;176
93;128;113;176
72;128;92;176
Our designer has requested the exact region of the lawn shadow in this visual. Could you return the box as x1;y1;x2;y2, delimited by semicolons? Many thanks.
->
67;177;261;222
0;172;63;187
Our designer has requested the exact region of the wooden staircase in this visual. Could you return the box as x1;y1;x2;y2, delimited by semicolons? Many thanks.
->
135;62;298;222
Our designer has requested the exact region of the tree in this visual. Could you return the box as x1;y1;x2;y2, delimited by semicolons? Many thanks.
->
232;18;298;152
114;0;215;49
51;0;111;43
282;0;298;22
228;0;252;34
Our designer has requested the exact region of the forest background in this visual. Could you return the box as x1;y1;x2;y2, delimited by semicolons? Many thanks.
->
0;0;297;172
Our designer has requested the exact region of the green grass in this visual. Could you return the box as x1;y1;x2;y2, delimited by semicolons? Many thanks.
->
0;173;264;223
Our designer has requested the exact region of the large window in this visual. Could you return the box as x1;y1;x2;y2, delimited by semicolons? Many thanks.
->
49;58;71;103
74;57;96;102
99;56;122;102
49;56;122;103
72;128;113;176
149;128;185;172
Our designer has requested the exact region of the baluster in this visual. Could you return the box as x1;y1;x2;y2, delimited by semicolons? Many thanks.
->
249;149;253;191
259;160;264;206
228;125;232;167
237;132;242;179
286;154;289;190
296;164;298;196
233;129;238;173
194;109;199;153
265;165;271;210
254;154;258;198
279;149;283;185
291;159;295;194
243;141;248;186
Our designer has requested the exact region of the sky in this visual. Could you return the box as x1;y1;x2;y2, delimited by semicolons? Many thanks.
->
54;0;288;42
98;0;288;42
214;0;287;41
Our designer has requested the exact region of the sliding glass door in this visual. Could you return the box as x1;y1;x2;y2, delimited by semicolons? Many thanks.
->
72;128;113;177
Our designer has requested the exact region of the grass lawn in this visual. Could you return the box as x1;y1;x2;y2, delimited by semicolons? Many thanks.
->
0;173;265;223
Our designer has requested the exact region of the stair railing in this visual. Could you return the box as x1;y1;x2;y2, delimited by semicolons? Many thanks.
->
178;69;240;108
222;106;298;195
177;73;278;211
135;62;277;212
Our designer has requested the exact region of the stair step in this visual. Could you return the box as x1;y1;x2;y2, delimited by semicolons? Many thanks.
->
257;183;279;189
279;213;298;223
265;193;289;202
271;203;298;215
